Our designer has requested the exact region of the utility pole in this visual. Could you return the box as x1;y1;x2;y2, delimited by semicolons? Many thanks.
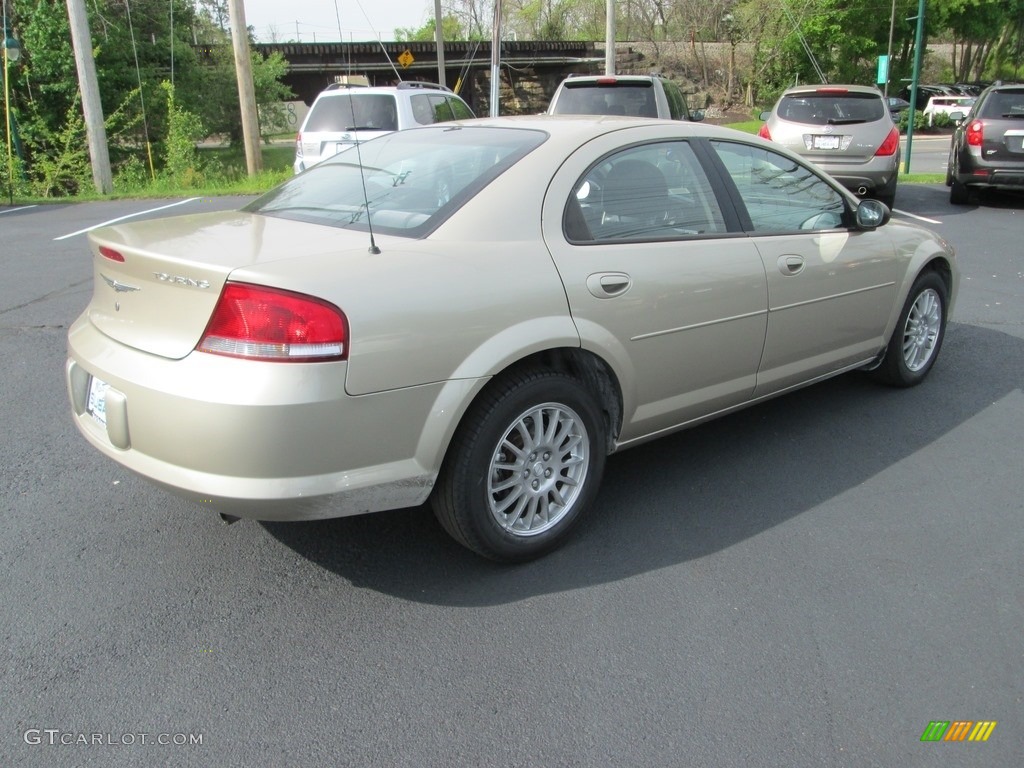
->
605;0;615;75
65;0;112;194
227;0;262;175
489;0;502;116
434;0;445;87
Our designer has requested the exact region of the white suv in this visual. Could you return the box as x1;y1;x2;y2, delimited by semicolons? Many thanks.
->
293;81;475;174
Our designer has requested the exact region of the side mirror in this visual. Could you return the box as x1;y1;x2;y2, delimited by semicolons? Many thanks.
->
689;109;705;122
759;110;771;121
855;198;891;230
949;110;965;125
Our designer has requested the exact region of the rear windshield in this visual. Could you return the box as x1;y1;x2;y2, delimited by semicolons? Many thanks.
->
779;92;886;125
246;127;547;237
552;81;658;118
305;93;399;132
979;89;1024;118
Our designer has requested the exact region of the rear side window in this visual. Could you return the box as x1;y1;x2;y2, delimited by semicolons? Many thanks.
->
447;97;474;120
566;141;726;242
662;81;685;120
779;93;886;125
411;94;474;125
305;94;398;132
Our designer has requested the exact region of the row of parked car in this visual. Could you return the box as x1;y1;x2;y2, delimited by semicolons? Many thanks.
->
292;74;1024;209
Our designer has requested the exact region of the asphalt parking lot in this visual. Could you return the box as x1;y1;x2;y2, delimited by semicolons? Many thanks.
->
1;184;1021;767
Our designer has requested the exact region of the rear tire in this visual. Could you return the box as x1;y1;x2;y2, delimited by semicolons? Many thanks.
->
949;178;970;205
432;370;607;562
949;157;970;204
873;272;949;387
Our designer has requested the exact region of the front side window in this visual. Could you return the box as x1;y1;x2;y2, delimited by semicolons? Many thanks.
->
710;141;846;232
249;127;547;237
566;142;726;242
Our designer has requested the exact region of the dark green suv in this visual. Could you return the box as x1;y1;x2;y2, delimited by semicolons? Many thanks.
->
547;74;704;122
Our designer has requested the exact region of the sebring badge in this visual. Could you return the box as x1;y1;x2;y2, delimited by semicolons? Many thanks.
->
153;272;211;289
100;273;141;293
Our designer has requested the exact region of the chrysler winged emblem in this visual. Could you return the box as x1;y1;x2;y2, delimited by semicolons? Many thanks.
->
100;273;141;293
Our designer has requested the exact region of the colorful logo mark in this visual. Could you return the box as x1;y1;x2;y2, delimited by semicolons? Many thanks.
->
921;721;997;742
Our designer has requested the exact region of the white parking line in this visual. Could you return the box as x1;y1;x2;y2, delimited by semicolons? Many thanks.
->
0;205;38;215
893;209;942;224
53;198;200;241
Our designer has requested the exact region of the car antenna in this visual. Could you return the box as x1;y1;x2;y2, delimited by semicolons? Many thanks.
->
345;89;381;254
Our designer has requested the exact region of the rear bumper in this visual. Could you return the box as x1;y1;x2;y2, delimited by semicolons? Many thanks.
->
818;156;900;196
66;314;479;521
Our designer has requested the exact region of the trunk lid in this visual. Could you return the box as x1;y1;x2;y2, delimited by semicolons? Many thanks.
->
86;210;364;359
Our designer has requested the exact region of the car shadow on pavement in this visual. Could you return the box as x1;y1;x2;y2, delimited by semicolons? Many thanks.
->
264;322;1023;606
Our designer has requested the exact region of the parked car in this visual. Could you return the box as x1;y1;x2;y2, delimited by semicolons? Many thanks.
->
923;95;976;123
67;116;957;562
947;81;1024;204
759;84;900;208
293;81;474;174
547;74;704;121
887;96;911;118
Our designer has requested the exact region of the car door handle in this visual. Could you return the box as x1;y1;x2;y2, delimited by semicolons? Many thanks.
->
586;272;632;298
778;255;805;275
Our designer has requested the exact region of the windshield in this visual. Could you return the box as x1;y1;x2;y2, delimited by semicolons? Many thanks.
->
779;93;886;125
247;126;548;237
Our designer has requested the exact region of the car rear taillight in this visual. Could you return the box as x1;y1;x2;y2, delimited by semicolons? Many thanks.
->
966;119;984;146
295;132;302;155
595;77;617;85
816;87;849;95
875;126;900;157
758;124;772;140
198;283;347;362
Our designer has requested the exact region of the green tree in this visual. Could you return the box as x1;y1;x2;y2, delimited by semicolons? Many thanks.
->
395;16;467;42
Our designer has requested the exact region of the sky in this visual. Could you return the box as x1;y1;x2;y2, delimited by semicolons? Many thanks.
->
241;0;439;43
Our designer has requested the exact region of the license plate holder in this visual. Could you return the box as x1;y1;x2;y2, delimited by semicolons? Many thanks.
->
812;135;841;150
87;376;110;427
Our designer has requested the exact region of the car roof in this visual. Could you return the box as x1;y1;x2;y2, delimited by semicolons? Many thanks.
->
560;74;665;84
779;84;883;98
444;114;751;142
315;83;456;99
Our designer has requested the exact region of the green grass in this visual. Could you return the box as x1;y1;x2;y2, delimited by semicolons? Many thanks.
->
722;119;764;135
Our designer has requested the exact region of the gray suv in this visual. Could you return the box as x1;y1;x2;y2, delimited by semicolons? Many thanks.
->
759;85;900;208
546;74;704;122
947;81;1024;204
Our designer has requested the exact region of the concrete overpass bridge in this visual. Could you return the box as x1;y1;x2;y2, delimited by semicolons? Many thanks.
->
248;40;603;115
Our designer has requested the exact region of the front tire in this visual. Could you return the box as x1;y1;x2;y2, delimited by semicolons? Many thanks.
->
873;272;949;387
432;370;607;562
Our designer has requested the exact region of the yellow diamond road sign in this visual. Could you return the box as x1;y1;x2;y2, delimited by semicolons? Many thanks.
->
398;49;414;68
